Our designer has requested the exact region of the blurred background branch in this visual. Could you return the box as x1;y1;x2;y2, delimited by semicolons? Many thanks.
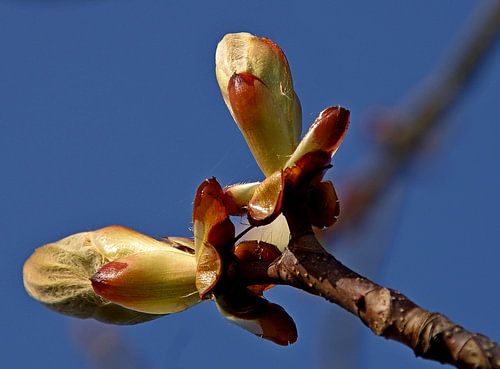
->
333;0;500;235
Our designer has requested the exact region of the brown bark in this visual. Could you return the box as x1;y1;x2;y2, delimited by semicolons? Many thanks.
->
235;232;500;369
232;197;500;369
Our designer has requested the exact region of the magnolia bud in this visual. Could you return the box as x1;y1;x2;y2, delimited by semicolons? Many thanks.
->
216;32;302;175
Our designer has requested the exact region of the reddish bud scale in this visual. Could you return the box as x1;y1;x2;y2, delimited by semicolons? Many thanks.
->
222;191;246;216
254;302;298;346
193;178;235;296
234;240;282;295
284;151;332;187
193;178;235;253
226;71;300;175
215;288;297;346
90;249;199;314
286;106;350;169
247;152;334;226
231;72;265;87
308;181;340;228
245;105;350;226
227;73;267;132
248;171;284;226
91;262;133;302
234;240;281;262
207;219;235;254
311;106;350;154
193;178;228;223
195;242;222;298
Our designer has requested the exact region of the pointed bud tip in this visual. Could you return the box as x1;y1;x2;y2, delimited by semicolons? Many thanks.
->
286;105;350;168
313;106;350;153
317;106;350;133
91;261;128;296
326;106;350;150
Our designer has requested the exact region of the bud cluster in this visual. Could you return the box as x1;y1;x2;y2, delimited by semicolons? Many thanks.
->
24;32;349;345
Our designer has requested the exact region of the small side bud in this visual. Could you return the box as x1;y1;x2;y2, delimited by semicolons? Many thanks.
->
286;106;350;168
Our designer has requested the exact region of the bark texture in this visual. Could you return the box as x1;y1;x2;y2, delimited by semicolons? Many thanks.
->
286;239;499;368
233;200;500;369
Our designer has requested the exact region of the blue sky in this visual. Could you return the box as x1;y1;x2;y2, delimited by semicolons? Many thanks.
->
1;1;498;368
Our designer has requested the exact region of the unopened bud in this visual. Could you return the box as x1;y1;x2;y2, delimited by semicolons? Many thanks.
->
216;32;302;175
286;106;350;168
91;250;199;314
23;226;200;323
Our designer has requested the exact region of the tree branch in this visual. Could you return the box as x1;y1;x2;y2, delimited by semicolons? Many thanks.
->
235;232;499;369
232;193;500;369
